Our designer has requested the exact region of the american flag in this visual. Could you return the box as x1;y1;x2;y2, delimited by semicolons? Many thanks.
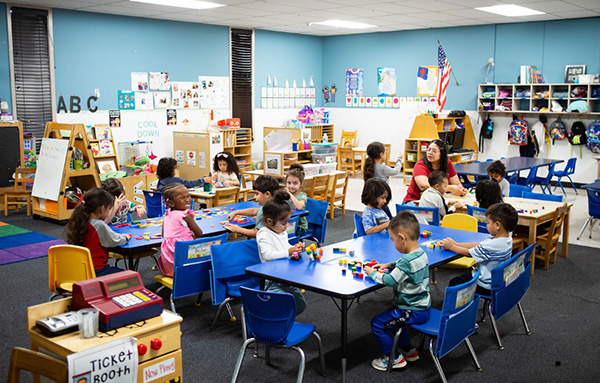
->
437;45;452;112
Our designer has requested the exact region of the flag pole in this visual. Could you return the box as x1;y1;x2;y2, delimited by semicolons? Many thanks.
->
437;39;459;86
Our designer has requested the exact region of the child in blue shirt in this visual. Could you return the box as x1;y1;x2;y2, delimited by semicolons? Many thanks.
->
361;178;392;235
364;211;430;371
441;202;518;295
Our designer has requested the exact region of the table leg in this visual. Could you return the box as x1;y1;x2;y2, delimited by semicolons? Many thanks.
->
341;298;347;383
128;253;135;270
528;220;537;275
561;206;571;258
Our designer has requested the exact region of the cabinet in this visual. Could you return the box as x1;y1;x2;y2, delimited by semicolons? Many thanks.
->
87;125;120;176
478;83;600;115
403;115;478;185
222;128;252;170
263;124;334;150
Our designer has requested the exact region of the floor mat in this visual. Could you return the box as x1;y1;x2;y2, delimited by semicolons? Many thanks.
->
0;224;65;266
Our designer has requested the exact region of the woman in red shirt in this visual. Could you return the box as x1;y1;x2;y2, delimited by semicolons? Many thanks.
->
403;139;467;204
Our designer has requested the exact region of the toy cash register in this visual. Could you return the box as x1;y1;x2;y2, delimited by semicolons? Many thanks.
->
72;270;163;332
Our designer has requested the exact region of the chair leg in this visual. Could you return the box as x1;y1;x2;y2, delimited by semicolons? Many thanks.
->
488;304;504;350
517;302;531;335
429;339;448;383
464;337;482;372
291;346;306;383
387;327;402;373
589;218;598;239
195;292;203;307
431;268;437;285
211;297;235;330
169;293;176;314
241;305;247;341
231;338;255;383
566;175;578;194
478;298;490;323
265;344;271;365
554;178;566;195
312;331;327;376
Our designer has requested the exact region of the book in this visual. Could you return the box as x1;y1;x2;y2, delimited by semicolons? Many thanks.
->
99;139;114;156
85;126;95;140
90;142;100;157
95;125;112;140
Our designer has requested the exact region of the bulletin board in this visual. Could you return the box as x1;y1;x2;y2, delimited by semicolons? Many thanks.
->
173;131;212;180
0;122;24;189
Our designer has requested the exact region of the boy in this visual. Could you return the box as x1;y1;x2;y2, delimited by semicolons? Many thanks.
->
441;202;518;295
487;160;510;197
225;175;279;238
364;211;431;371
419;171;464;220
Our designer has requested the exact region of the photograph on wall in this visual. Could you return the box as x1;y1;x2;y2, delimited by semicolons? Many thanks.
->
135;91;154;110
153;92;171;109
118;90;135;110
149;72;170;91
108;110;121;128
131;72;149;91
167;109;177;126
198;76;230;108
97;159;117;174
345;68;364;96
264;153;281;175
171;81;201;109
377;67;396;96
417;66;439;96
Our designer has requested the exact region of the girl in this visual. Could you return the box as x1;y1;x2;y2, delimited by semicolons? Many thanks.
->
363;142;400;219
156;157;205;192
204;151;240;187
158;182;204;277
101;178;146;224
361;178;392;235
256;191;306;315
64;188;131;276
475;179;504;209
285;163;308;237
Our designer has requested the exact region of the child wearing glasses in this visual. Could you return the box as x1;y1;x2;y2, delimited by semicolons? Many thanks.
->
204;151;240;187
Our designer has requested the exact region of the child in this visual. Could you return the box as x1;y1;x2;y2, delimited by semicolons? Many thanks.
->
285;163;308;237
256;191;306;314
156;157;204;192
441;202;518;296
361;178;392;235
158;182;204;276
101;178;146;224
487;160;510;196
419;171;464;220
203;151;240;187
64;188;131;276
475;179;504;209
363;142;401;219
225;175;280;238
364;211;430;371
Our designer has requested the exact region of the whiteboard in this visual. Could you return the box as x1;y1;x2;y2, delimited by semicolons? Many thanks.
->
32;138;69;200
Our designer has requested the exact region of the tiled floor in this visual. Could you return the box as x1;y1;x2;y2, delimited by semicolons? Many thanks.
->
343;174;600;249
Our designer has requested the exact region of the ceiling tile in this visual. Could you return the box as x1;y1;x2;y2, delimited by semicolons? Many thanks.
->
234;2;307;13
444;8;494;18
371;14;430;24
392;0;465;12
441;0;498;7
358;3;428;14
552;9;600;17
525;1;587;12
564;0;600;9
410;11;464;21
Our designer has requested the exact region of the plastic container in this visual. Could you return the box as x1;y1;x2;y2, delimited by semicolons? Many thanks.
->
303;164;320;176
312;153;337;164
579;74;595;84
311;142;338;155
319;162;337;174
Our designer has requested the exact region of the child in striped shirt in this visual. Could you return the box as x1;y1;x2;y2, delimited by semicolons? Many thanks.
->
364;211;431;371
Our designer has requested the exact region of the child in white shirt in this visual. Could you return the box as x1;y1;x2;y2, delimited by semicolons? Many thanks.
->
419;171;464;220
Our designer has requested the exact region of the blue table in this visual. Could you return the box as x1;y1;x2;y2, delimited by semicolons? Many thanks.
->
456;156;563;178
246;224;488;382
582;180;600;191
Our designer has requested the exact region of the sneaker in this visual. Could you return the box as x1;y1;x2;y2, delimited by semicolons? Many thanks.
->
401;348;420;362
371;355;407;371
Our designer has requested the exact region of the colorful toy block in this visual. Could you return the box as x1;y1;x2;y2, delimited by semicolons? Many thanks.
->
421;231;432;238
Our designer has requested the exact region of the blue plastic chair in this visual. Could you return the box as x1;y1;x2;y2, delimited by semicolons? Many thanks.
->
231;287;326;383
454;164;478;191
396;204;440;226
476;244;535;349
299;198;329;247
522;191;563;202
507;172;518;185
154;233;228;313
466;205;489;233
210;239;261;331
287;215;300;245
509;184;532;198
353;213;366;238
577;187;600;239
409;270;482;382
531;163;557;194
142;190;165;218
553;158;578;195
517;166;539;187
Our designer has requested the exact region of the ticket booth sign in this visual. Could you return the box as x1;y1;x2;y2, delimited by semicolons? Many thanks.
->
68;337;138;383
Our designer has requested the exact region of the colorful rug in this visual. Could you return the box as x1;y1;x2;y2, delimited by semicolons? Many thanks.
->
0;223;66;266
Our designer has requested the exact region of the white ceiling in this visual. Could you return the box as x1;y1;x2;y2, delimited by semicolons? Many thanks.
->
8;0;600;36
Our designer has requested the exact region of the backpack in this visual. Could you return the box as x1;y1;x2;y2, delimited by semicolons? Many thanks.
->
549;118;566;142
508;118;528;146
478;117;493;152
586;118;600;153
567;121;587;146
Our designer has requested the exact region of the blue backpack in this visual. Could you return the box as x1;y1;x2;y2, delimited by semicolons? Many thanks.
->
508;118;528;146
587;118;600;153
549;118;566;143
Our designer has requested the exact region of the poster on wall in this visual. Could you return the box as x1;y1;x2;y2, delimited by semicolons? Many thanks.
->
109;110;121;128
198;76;230;108
175;150;184;163
167;109;177;125
171;81;201;109
153;92;171;109
377;67;396;96
149;72;171;91
417;66;439;97
345;68;364;96
135;91;154;110
118;91;135;110
131;72;149;91
187;150;196;166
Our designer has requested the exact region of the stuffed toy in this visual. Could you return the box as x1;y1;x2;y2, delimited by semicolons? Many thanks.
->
131;155;153;175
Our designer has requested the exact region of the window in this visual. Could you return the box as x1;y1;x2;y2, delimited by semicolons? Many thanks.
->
230;28;253;136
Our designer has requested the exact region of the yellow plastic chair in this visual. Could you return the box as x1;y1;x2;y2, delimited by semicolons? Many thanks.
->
441;214;477;269
48;245;96;301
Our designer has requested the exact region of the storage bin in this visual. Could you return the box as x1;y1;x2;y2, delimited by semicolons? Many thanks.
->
312;153;337;164
320;162;337;174
303;164;320;176
311;142;338;155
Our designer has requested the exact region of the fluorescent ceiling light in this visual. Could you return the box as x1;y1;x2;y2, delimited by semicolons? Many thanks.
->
130;0;224;10
475;4;544;17
310;20;376;29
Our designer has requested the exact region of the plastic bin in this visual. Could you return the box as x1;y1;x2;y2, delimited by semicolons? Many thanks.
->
320;163;337;174
312;153;337;164
311;142;338;155
303;164;320;176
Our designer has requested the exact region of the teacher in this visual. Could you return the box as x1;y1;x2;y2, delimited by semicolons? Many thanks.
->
403;139;467;204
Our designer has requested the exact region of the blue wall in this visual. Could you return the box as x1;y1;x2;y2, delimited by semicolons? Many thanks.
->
0;2;11;113
52;9;229;111
254;29;323;107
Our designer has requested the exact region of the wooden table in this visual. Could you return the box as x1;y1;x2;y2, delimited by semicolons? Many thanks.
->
188;186;252;207
594;156;600;179
352;147;367;173
27;298;182;383
245;169;346;180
